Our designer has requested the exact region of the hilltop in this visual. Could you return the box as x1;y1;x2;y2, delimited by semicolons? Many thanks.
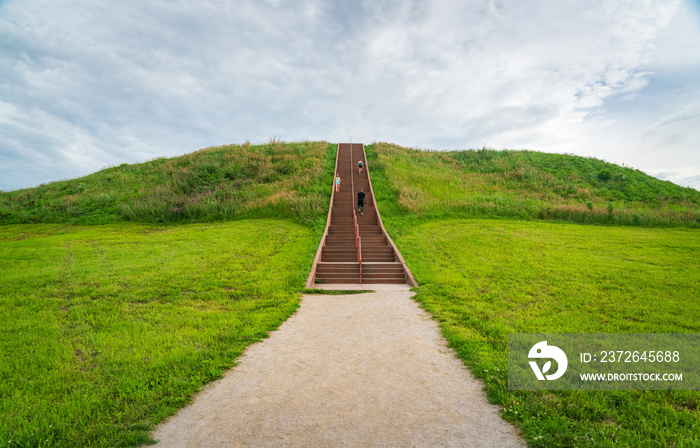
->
366;142;700;228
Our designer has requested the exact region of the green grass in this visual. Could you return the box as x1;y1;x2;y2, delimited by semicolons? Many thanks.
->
381;220;699;447
0;221;316;447
366;142;700;227
300;289;375;295
0;141;337;228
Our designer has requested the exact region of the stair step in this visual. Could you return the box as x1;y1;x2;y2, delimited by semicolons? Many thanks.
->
315;278;362;284
363;268;404;274
360;272;405;281
362;262;403;268
362;278;406;284
317;268;361;275
362;249;394;255
316;272;364;279
361;239;387;245
322;254;358;259
317;262;359;267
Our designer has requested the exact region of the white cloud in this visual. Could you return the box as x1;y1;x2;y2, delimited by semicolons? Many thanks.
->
655;104;700;127
1;0;699;190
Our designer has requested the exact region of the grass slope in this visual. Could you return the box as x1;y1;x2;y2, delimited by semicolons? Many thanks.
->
367;143;700;447
366;142;700;227
0;221;317;447
0;141;336;227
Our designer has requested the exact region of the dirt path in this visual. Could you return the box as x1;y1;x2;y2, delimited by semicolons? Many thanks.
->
147;285;526;447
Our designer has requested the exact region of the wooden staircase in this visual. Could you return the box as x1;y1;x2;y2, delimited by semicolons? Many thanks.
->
308;143;417;286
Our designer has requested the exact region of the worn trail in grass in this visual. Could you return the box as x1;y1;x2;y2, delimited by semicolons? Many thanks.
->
148;287;526;448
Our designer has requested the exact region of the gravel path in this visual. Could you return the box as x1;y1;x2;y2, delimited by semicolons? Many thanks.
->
148;285;526;447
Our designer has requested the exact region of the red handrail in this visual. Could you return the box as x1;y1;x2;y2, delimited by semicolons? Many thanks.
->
351;143;362;283
353;208;362;283
358;235;362;283
353;209;357;239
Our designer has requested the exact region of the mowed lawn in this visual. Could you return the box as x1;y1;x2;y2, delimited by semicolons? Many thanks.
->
0;221;316;447
392;218;700;447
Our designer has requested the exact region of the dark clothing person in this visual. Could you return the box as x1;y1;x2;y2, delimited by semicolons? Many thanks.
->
357;190;366;215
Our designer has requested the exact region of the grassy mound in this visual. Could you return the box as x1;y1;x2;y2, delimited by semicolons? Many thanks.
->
0;141;336;227
366;142;700;227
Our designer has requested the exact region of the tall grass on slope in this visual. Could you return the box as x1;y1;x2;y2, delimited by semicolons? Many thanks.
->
0;221;316;447
394;219;699;448
366;142;700;228
0;141;336;227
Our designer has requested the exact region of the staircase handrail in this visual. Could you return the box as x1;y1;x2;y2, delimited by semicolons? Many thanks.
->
358;235;362;283
351;144;362;283
353;208;362;282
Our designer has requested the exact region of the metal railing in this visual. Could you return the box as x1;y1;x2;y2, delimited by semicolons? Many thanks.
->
350;143;362;283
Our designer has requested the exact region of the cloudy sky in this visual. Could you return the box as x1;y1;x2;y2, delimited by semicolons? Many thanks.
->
1;0;700;191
